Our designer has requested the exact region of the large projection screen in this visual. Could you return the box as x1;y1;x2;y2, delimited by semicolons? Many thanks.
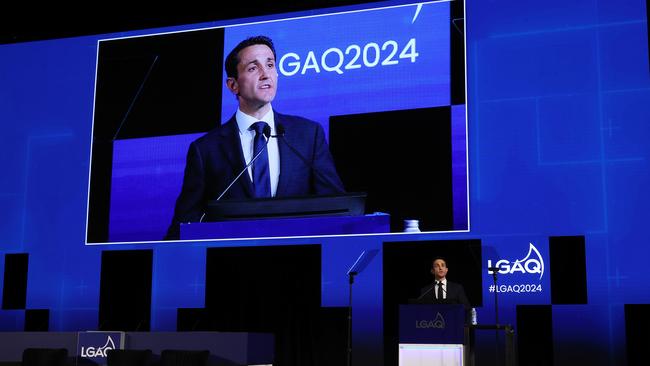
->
86;0;468;244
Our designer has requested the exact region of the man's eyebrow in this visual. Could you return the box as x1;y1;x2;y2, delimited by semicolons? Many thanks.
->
244;57;274;66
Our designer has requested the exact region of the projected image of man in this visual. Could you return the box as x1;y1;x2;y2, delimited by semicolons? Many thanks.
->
165;35;345;240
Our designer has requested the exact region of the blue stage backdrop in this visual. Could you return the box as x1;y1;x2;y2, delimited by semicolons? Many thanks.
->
0;0;649;365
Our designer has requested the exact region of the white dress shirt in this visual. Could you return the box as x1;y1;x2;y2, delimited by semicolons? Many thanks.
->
235;108;280;197
436;279;447;300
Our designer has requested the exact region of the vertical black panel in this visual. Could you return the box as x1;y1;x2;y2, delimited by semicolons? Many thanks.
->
330;107;453;232
94;27;224;140
99;250;153;331
383;240;482;366
450;0;466;105
314;307;348;366
517;305;553;366
25;309;50;331
205;244;321;366
86;140;113;243
625;304;650;366
2;253;28;309
87;27;225;244
549;235;587;304
313;307;347;366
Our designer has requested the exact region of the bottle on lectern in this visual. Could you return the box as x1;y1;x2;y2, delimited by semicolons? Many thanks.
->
403;219;420;233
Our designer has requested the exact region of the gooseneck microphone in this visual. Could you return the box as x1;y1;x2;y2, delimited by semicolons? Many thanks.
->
417;283;436;300
214;123;276;203
274;122;343;193
418;280;447;300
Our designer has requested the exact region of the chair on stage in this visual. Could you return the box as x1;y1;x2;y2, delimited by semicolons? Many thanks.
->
106;349;153;366
21;348;68;366
160;350;209;366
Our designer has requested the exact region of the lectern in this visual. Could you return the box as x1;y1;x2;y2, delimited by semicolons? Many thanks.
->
398;304;466;366
180;193;391;240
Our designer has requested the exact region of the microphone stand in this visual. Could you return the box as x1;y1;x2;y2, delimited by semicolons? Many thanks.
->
490;267;501;365
347;271;357;366
344;249;378;366
491;269;499;326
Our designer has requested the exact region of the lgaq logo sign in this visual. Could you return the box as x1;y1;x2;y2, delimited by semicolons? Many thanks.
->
415;312;446;329
487;242;545;280
77;331;125;365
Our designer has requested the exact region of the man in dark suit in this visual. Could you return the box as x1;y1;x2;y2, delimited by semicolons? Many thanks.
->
418;257;471;309
165;35;344;240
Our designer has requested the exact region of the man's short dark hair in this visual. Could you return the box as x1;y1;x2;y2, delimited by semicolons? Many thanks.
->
432;257;448;266
225;35;277;79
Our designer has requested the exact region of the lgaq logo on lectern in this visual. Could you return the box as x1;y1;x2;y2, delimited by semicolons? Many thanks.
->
77;331;125;365
415;312;446;329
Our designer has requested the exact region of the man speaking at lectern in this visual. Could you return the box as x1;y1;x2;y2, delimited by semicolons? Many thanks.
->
165;35;344;240
419;257;470;309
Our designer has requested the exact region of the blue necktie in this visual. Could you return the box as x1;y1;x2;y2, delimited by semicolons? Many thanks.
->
250;121;271;198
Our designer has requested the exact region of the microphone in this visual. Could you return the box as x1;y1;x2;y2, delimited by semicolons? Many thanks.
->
275;122;286;136
213;124;275;202
416;283;436;300
488;266;502;273
274;122;343;193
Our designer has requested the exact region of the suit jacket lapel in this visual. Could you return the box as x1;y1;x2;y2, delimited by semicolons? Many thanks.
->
219;116;254;198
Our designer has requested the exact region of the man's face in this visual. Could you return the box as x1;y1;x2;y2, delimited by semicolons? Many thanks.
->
431;259;448;280
227;44;277;112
